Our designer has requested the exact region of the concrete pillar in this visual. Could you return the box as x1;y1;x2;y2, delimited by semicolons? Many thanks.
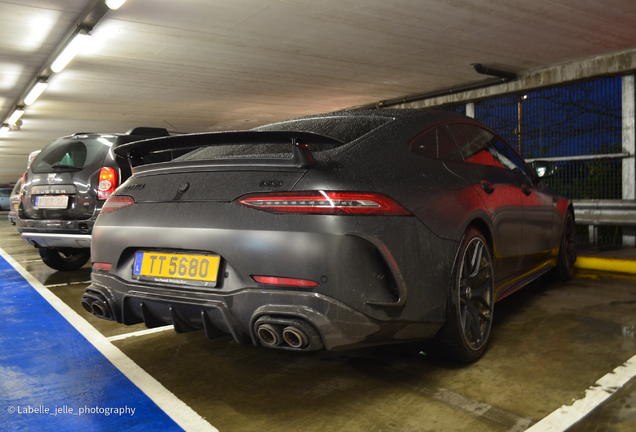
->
623;75;636;246
466;102;475;118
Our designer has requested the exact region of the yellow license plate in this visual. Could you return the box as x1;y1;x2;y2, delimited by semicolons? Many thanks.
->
133;251;220;285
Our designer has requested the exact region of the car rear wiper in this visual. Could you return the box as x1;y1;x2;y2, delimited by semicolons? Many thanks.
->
50;163;83;171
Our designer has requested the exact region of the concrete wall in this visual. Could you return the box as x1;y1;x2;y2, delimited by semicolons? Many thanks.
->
390;48;636;109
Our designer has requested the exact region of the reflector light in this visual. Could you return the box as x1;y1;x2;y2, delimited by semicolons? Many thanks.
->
237;191;411;215
252;276;319;287
101;195;134;214
92;262;112;270
98;167;118;200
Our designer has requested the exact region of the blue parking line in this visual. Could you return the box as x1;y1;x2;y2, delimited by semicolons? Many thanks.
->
0;255;184;432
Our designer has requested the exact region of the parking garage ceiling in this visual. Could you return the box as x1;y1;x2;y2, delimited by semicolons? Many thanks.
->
1;0;636;183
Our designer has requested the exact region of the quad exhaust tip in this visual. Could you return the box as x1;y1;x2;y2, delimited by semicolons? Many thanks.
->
257;323;284;347
254;315;322;351
282;326;309;348
81;290;114;321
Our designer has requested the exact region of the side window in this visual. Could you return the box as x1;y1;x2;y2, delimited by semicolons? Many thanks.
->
446;124;501;168
489;138;532;180
410;125;462;161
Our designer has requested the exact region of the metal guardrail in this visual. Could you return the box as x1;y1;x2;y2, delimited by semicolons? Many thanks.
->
572;199;636;246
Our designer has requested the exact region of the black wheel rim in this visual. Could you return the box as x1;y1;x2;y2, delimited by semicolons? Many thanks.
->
458;237;494;351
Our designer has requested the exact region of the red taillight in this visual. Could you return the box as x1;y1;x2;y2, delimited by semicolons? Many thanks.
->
92;262;112;270
21;172;26;194
101;195;134;214
237;191;412;216
252;275;319;287
98;167;118;200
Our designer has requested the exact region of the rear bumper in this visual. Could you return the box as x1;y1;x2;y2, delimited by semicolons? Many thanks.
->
20;232;91;248
17;217;94;248
86;272;441;352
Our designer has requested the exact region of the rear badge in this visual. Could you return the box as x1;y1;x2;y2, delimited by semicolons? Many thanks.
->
259;180;283;187
178;182;190;193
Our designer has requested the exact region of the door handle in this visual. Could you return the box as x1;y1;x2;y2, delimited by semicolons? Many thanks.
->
480;181;495;194
521;184;532;196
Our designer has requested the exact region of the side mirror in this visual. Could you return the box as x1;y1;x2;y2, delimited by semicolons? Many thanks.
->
530;161;557;180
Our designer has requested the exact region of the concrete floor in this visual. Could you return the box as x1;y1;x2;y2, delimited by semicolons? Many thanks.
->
1;212;635;432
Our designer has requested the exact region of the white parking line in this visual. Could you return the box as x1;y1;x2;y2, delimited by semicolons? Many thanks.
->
525;354;636;431
0;247;218;432
45;280;91;288
108;326;175;342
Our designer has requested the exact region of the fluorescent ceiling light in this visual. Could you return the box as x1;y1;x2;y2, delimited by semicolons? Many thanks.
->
0;125;9;136
7;109;25;125
24;81;48;105
106;0;127;10
50;30;91;73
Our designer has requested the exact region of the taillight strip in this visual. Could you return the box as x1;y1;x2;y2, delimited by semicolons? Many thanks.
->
101;195;135;214
237;191;411;216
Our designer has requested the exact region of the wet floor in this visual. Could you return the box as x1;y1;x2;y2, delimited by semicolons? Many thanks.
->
1;212;635;432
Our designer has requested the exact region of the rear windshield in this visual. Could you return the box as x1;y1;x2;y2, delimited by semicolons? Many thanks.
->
175;116;392;162
256;116;392;143
0;189;10;197
31;136;116;174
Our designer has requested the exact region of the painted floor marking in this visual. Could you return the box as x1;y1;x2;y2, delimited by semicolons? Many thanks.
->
44;280;91;288
525;353;636;431
0;247;218;432
108;326;175;342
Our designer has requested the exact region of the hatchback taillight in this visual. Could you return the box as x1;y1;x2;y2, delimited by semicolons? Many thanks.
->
237;191;412;216
101;195;134;214
98;167;118;200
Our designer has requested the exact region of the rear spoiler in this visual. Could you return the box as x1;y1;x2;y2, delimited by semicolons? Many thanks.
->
115;130;344;169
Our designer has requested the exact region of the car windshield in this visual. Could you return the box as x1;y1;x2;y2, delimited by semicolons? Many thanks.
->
31;136;116;174
0;189;11;197
175;116;392;162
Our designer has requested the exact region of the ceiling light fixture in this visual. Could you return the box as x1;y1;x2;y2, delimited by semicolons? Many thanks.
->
0;124;10;136
6;109;25;126
24;81;49;106
50;30;92;73
106;0;127;10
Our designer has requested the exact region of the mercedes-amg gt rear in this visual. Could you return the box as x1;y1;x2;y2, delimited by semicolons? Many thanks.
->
83;110;575;362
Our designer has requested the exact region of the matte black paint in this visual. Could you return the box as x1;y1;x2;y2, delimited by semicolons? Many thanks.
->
85;110;571;352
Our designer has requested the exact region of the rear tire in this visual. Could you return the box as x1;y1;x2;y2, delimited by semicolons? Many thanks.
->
437;228;494;363
38;247;90;271
554;211;576;281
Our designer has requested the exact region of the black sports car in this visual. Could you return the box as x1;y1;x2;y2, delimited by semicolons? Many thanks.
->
83;109;576;362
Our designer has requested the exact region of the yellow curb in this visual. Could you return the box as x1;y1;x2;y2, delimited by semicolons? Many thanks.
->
575;256;636;275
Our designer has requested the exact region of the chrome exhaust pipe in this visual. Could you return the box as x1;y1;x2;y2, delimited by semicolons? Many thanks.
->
257;323;284;347
80;300;93;313
91;303;109;319
282;326;309;349
81;290;114;321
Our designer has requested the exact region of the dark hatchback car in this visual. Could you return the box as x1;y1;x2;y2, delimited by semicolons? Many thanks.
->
83;110;576;362
17;127;173;271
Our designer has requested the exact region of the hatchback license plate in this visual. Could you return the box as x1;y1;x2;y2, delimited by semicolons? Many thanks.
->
133;251;220;286
34;195;69;209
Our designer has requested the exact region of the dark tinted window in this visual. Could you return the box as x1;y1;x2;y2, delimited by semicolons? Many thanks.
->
31;136;115;173
0;189;10;197
410;125;462;161
177;116;392;162
447;124;502;167
489;138;531;179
